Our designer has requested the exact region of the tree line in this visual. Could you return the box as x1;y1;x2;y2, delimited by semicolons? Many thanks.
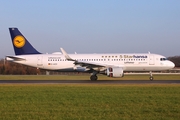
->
0;56;179;75
0;59;42;75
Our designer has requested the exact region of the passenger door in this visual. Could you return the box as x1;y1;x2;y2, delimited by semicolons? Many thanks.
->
149;55;154;65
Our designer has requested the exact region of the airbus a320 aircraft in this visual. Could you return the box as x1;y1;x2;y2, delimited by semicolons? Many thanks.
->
6;28;175;80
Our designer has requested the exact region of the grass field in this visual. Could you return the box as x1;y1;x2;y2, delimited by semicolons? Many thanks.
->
0;84;180;120
0;74;180;80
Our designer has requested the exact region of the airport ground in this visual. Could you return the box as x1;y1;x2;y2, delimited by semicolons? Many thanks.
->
0;84;180;120
0;74;180;119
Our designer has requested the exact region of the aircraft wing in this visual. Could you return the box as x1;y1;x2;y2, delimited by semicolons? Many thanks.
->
6;56;26;61
74;60;106;68
60;48;118;69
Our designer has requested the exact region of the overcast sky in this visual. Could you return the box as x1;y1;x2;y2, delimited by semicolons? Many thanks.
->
0;0;180;58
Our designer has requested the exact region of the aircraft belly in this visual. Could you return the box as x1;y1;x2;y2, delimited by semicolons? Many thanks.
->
125;65;169;71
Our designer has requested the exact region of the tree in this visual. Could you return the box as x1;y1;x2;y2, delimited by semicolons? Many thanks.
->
0;59;45;75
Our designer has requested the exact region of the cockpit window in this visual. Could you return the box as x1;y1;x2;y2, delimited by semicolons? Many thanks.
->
160;58;167;61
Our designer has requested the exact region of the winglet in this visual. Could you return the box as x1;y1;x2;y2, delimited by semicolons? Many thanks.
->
60;48;75;61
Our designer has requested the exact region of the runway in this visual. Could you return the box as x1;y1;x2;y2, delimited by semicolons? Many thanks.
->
0;80;180;84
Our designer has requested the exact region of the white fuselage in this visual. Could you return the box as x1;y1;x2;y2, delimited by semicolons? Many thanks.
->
8;53;175;72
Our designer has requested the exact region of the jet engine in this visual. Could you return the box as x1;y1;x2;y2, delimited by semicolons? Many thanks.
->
73;65;87;72
106;67;124;77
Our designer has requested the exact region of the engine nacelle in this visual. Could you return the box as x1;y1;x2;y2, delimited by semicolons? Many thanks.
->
106;67;124;77
73;65;87;72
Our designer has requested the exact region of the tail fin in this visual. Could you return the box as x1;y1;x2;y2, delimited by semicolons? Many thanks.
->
9;28;41;55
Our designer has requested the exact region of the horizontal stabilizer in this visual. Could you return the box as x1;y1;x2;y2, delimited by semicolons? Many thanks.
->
6;56;26;61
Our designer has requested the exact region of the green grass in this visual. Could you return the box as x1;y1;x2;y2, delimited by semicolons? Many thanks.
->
0;84;180;120
0;74;180;80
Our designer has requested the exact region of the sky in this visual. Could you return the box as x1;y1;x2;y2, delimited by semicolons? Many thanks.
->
0;0;180;58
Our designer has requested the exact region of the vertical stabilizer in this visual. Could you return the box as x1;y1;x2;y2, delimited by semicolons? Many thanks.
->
9;28;41;55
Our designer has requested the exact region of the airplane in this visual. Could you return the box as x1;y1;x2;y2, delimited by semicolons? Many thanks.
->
6;28;175;81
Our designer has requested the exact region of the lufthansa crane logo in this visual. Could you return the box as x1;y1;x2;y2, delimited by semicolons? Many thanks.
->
13;35;26;48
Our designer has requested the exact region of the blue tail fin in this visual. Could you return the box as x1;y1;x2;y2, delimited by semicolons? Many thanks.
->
9;28;41;55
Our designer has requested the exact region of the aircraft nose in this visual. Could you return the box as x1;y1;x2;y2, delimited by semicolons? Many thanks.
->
169;61;175;68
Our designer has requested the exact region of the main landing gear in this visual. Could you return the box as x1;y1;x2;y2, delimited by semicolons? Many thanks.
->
90;75;98;81
90;72;98;81
149;71;154;81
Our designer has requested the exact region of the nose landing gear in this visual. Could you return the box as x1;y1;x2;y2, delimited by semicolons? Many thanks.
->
149;71;154;81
